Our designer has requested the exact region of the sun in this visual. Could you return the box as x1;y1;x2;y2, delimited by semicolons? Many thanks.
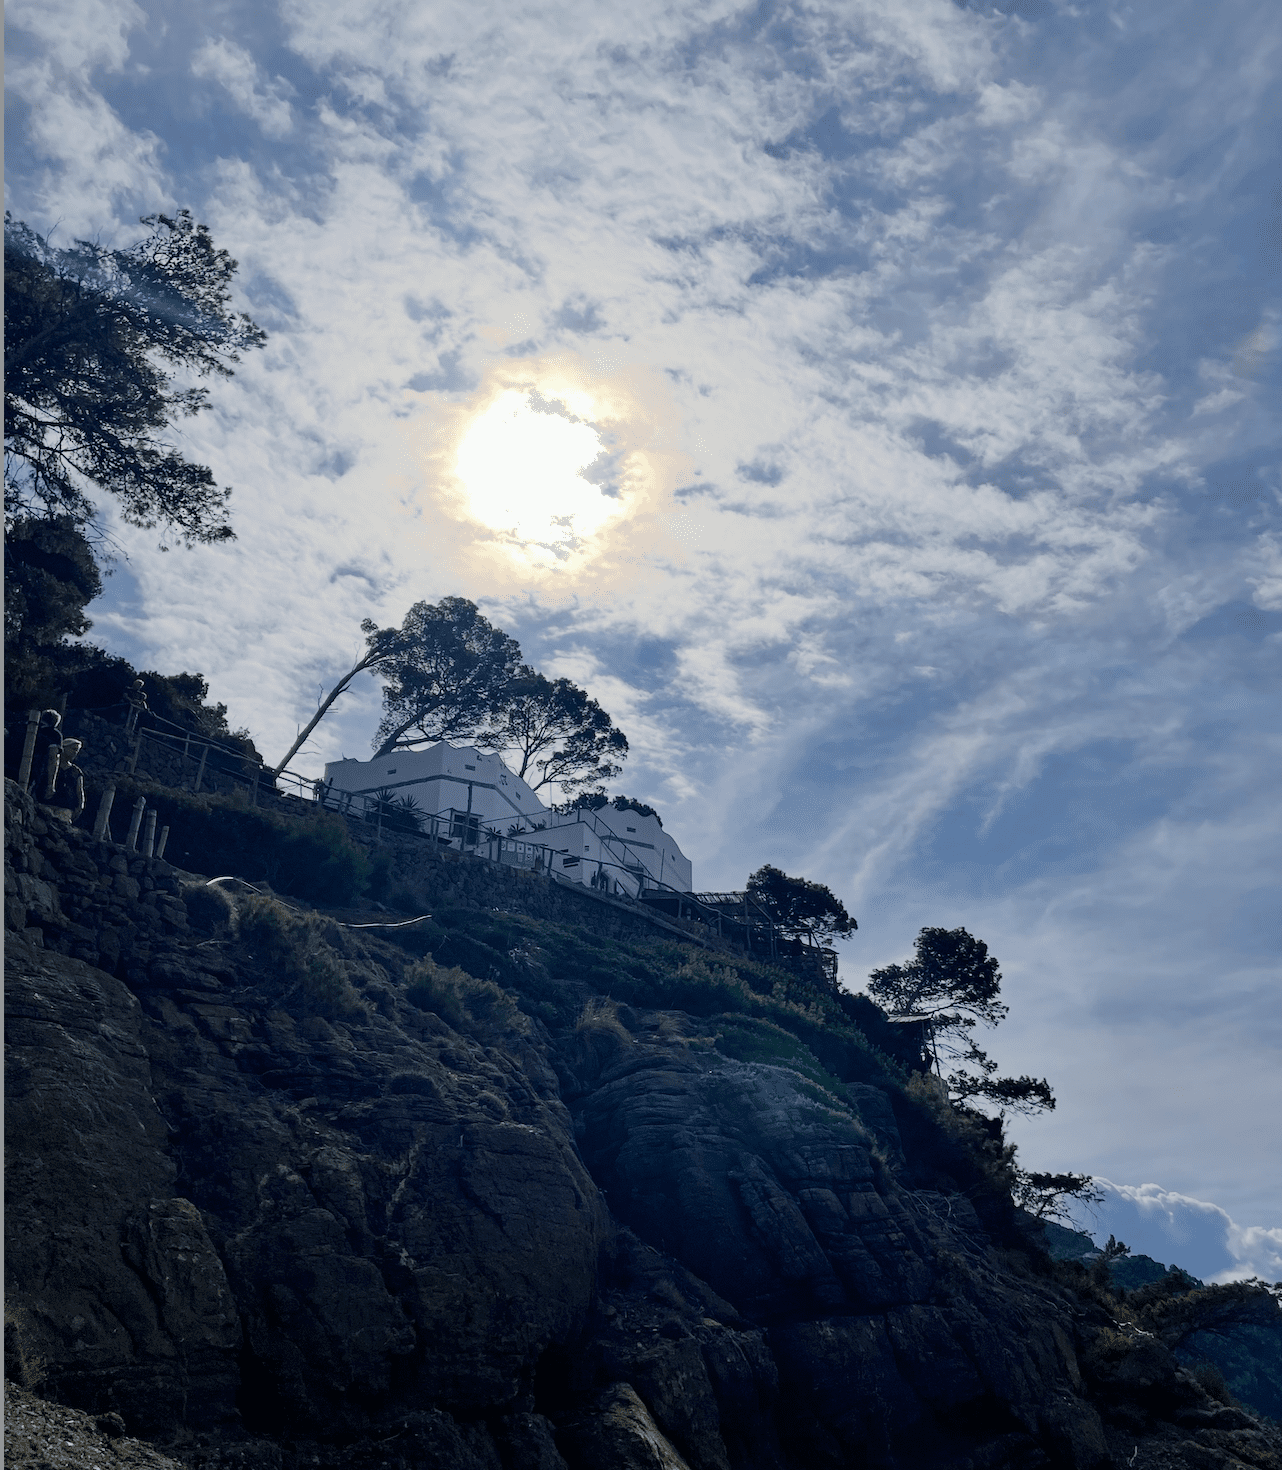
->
453;387;626;557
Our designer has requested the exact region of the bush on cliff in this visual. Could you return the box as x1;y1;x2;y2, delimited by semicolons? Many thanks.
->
404;956;526;1038
237;894;367;1020
91;776;371;905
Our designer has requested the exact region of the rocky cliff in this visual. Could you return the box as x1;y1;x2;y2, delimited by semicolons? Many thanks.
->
6;778;1280;1470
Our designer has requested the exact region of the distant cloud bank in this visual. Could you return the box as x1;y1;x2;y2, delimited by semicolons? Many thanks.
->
1073;1180;1282;1284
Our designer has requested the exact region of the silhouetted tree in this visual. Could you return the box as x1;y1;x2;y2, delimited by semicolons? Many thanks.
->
270;621;405;777
868;926;1055;1114
556;792;662;826
477;671;628;793
4;515;101;700
371;598;524;757
1014;1170;1103;1223
4;211;264;545
745;864;857;944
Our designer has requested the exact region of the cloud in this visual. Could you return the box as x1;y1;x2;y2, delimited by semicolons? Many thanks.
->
6;0;1279;1228
1071;1181;1282;1285
191;38;294;139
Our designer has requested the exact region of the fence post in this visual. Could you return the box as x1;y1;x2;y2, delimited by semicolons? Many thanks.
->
142;809;158;858
192;743;209;793
156;825;170;861
125;797;146;852
91;785;116;842
16;710;41;791
251;766;260;807
126;731;143;774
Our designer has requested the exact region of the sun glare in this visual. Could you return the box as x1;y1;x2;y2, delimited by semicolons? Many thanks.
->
454;388;625;557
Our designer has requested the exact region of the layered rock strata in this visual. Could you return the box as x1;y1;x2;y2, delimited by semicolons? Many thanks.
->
5;780;1280;1470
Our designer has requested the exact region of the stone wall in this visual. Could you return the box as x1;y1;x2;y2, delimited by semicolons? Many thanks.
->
4;778;189;975
370;825;724;948
62;709;256;800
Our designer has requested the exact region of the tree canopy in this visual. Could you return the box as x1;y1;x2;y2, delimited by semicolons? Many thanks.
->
866;926;1006;1034
745;864;857;945
557;792;663;827
867;926;1055;1115
4;211;265;545
477;671;628;794
4;515;102;671
370;598;526;757
270;597;633;783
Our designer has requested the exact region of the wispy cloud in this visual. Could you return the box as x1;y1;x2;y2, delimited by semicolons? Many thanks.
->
5;0;1279;1228
191;38;294;139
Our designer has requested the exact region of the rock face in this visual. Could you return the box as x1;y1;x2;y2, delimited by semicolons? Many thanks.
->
569;1013;1110;1469
6;778;1282;1470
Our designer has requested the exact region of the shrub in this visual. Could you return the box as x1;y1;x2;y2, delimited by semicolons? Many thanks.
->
237;894;366;1020
575;996;634;1043
713;1016;848;1097
91;776;372;905
1192;1361;1234;1405
404;956;526;1038
181;879;237;933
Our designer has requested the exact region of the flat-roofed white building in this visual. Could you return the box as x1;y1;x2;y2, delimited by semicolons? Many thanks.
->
540;803;693;895
322;743;546;832
320;742;693;898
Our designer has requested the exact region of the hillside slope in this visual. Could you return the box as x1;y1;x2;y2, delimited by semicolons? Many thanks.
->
5;778;1280;1470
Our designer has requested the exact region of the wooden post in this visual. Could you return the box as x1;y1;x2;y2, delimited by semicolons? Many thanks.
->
126;731;143;774
251;766;260;807
192;743;209;793
42;744;62;800
92;785;116;842
125;797;146;852
156;825;170;861
17;710;41;791
142;809;158;858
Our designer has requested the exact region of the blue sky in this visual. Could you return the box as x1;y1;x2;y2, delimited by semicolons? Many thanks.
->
6;0;1279;1275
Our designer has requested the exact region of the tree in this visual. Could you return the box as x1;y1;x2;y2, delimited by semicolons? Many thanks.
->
867;926;1055;1114
477;671;628;794
270;621;405;777
4;515;102;694
556;792;663;827
745;865;857;945
1013;1169;1103;1223
4;211;265;545
867;926;1005;1035
371;598;524;757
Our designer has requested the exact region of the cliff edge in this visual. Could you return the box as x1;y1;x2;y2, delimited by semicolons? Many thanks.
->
6;778;1280;1470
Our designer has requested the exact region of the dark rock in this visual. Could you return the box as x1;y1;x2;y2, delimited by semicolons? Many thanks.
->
8;777;1282;1470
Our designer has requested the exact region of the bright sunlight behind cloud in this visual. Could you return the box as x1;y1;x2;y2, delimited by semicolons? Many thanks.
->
453;390;621;560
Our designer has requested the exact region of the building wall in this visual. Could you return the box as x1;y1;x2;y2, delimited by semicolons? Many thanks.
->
540;808;693;896
322;744;694;896
322;743;548;830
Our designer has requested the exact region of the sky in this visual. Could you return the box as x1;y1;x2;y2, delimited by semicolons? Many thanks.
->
6;0;1280;1278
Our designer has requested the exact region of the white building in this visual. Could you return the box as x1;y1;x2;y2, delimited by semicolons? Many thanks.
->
539;801;693;896
323;742;543;832
320;742;692;897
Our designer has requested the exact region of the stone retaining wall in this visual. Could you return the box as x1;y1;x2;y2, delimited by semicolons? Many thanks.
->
4;779;188;976
62;708;255;799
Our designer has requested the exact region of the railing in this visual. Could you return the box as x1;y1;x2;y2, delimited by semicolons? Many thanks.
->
636;883;839;982
314;785;675;898
46;707;828;977
65;702;326;806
